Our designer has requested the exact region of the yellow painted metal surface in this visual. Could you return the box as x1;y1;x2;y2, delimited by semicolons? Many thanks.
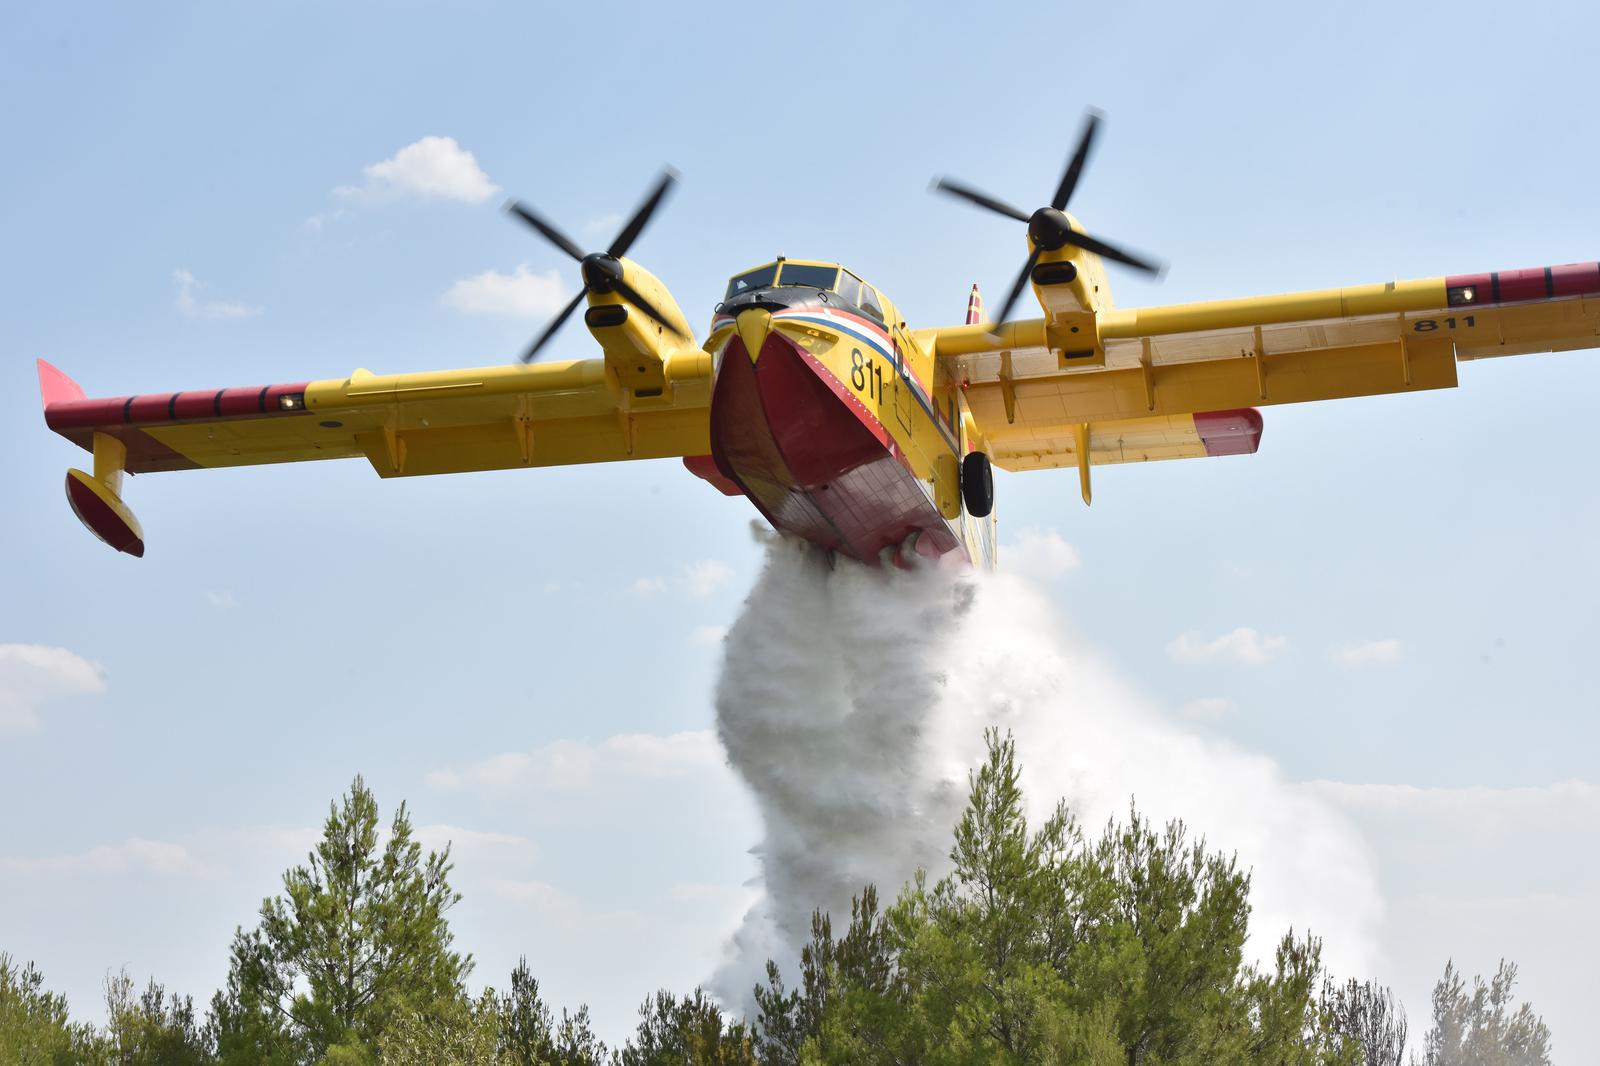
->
140;349;712;477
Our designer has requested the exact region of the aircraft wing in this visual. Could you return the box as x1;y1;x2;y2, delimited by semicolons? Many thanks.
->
38;352;711;554
925;260;1600;497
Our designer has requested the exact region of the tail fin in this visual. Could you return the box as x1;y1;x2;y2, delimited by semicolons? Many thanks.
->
965;283;983;325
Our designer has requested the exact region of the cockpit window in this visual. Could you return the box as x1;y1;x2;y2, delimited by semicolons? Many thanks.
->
859;283;885;321
725;264;778;301
836;271;863;308
776;264;839;290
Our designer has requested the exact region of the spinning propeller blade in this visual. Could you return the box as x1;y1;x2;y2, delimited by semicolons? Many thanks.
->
931;110;1163;331
503;168;685;363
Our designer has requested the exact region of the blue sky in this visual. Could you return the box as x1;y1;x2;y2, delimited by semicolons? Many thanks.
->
3;0;1597;1055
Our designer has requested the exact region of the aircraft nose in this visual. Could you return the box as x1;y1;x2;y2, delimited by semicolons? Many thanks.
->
735;309;772;363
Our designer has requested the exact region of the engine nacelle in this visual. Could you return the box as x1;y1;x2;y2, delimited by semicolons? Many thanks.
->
585;259;695;395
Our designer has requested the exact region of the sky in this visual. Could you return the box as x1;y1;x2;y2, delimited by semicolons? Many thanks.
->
3;0;1597;1057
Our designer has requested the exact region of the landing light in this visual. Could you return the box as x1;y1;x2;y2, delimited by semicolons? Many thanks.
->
278;393;305;411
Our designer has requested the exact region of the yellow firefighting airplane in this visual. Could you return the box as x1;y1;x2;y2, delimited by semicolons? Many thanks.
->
37;115;1600;567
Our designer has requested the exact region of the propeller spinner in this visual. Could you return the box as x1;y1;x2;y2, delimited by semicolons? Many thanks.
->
504;168;684;363
933;111;1164;329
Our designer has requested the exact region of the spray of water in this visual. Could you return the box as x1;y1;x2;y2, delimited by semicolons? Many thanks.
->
711;530;1383;1008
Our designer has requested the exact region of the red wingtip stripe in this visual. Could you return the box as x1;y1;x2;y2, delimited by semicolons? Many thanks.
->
1445;262;1600;306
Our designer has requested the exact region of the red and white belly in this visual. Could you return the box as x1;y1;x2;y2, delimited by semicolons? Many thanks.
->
705;323;961;565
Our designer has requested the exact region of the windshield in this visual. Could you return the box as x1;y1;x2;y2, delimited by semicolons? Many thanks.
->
724;264;778;301
776;264;839;290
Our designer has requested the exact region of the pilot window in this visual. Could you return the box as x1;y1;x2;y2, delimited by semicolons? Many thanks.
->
776;264;839;290
836;271;863;308
725;264;778;300
859;284;885;321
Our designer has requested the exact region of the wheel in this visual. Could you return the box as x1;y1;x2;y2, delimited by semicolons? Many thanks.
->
961;451;994;517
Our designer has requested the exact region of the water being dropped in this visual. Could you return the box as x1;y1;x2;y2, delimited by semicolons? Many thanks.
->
710;532;1382;1010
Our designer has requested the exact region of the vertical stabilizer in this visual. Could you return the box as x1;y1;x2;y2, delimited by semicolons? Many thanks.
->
965;283;984;325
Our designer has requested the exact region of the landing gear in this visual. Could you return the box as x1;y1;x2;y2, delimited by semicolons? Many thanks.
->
961;451;994;518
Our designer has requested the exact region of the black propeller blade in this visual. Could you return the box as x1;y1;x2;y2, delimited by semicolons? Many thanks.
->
519;291;586;363
504;167;684;363
990;247;1044;333
932;110;1163;331
1051;109;1100;212
930;178;1029;223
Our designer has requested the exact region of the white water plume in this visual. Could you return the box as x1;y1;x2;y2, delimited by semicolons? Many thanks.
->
711;530;1383;1007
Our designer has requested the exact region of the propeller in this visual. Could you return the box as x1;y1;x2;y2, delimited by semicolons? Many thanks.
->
504;168;684;362
933;111;1164;329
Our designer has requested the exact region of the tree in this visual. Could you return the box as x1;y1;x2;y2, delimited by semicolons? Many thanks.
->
496;958;608;1066
0;954;102;1065
102;968;213;1065
617;988;758;1066
762;730;1356;1066
1420;960;1551;1066
1320;977;1407;1066
213;774;471;1063
377;989;503;1065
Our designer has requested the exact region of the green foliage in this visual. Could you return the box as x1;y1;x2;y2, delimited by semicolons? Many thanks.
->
378;989;503;1065
1420;961;1551;1066
0;954;101;1065
213;774;471;1064
1320;977;1408;1066
496;957;608;1066
0;738;1567;1066
759;729;1353;1066
616;989;757;1066
102;968;213;1065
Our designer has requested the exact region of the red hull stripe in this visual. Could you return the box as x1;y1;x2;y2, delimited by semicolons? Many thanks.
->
773;310;957;450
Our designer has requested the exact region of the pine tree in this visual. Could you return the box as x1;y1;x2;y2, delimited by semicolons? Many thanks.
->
212;774;471;1063
1421;960;1551;1066
0;954;102;1065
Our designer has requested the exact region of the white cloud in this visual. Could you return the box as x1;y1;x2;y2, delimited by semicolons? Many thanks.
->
1000;526;1080;580
690;624;728;647
413;824;535;860
205;590;238;609
335;135;498;204
585;212;624;235
1330;638;1402;668
442;264;571;318
683;559;734;598
427;730;724;795
174;269;262;320
1308;779;1599;826
1178;696;1236;721
1;838;196;878
1167;626;1287;665
0;643;105;737
632;576;667;597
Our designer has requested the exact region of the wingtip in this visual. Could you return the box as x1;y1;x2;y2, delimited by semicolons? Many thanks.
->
37;358;86;410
